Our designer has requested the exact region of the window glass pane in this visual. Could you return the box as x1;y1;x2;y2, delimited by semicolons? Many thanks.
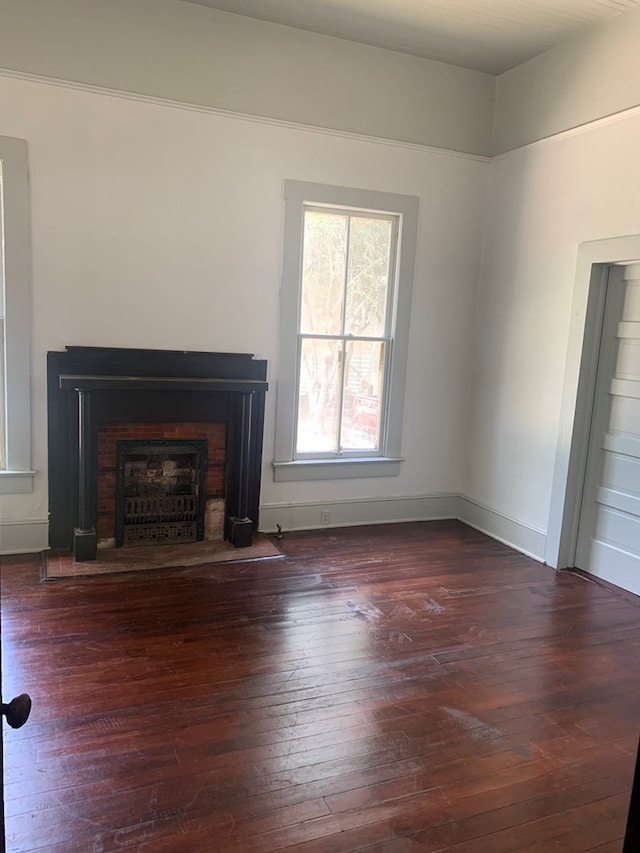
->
296;337;342;453
345;217;392;337
341;340;384;451
300;211;346;335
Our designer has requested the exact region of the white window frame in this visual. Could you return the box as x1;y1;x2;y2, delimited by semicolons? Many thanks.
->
273;181;418;482
0;136;34;494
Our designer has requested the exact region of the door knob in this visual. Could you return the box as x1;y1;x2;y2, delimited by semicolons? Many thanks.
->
1;693;32;729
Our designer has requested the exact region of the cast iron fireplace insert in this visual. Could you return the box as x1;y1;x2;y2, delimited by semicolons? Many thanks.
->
115;439;208;547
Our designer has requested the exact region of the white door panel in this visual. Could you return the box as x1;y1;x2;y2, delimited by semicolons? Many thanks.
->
601;453;640;493
617;341;640;378
598;487;640;517
608;397;640;434
622;283;640;318
576;263;640;594
610;378;640;399
587;540;640;596
593;506;640;553
603;432;640;457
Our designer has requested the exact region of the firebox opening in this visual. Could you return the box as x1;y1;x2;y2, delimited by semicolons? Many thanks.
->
115;439;207;548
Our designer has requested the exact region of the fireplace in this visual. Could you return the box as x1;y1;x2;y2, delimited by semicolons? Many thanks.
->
47;347;268;561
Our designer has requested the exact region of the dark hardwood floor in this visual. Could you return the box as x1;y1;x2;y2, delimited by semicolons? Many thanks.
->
1;520;639;852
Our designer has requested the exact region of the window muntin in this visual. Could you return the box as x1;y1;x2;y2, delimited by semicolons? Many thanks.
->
295;206;397;458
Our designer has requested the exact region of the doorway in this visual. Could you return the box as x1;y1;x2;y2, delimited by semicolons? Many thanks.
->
574;263;640;594
547;236;640;594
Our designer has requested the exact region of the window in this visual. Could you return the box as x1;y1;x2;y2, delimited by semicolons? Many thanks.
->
274;181;418;481
0;136;33;494
0;281;5;469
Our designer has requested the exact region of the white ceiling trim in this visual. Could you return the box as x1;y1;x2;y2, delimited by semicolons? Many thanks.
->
4;64;640;162
492;100;640;160
0;67;491;162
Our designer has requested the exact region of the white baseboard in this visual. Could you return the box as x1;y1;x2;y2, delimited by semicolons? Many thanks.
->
259;493;460;533
0;517;49;554
260;493;547;563
457;496;546;562
0;497;547;562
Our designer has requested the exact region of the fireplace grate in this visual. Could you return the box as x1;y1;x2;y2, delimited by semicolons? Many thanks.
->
123;521;197;547
123;495;198;546
124;495;197;525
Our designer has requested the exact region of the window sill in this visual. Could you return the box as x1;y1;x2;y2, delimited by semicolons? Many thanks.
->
0;470;36;495
272;457;403;482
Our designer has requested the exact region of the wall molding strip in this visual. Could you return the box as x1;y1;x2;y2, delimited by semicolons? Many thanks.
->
0;67;490;163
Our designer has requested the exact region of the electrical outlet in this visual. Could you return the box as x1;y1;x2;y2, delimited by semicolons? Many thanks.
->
320;509;331;525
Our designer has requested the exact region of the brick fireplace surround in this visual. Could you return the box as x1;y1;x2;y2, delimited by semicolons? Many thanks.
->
97;421;226;544
47;347;268;561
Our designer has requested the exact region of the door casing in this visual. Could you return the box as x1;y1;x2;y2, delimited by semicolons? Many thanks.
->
546;234;640;568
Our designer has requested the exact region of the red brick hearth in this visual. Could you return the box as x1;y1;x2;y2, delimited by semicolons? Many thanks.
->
97;422;226;542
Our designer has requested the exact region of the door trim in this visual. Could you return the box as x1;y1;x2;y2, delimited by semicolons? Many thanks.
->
546;235;640;569
574;264;627;570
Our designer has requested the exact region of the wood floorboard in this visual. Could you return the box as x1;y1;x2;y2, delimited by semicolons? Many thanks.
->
1;520;638;851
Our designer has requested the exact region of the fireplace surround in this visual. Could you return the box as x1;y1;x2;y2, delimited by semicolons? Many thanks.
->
47;347;268;560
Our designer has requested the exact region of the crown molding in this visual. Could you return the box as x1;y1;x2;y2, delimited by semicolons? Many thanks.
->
4;66;638;166
0;67;491;163
493;101;640;160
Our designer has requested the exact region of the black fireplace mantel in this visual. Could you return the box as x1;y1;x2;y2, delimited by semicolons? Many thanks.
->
59;375;269;393
47;347;268;558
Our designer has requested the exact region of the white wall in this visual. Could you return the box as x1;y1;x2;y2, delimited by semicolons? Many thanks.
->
460;5;640;562
493;3;640;153
0;74;488;549
463;111;640;558
0;0;495;156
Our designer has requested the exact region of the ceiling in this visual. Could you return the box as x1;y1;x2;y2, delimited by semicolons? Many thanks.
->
181;0;639;74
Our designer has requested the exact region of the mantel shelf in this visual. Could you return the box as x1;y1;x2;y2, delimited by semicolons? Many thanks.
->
59;375;268;393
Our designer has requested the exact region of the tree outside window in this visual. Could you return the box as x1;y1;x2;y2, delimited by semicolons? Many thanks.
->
296;208;396;457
